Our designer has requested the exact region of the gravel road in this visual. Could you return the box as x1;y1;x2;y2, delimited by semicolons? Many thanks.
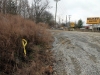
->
52;30;100;75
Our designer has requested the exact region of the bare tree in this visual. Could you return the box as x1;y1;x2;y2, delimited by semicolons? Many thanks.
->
2;0;7;14
0;0;17;14
33;0;49;23
17;0;30;18
6;0;17;14
17;0;22;15
0;0;2;12
41;11;53;24
0;0;52;24
29;3;35;20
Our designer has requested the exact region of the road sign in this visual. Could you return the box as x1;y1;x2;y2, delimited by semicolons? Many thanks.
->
70;22;75;27
86;17;100;24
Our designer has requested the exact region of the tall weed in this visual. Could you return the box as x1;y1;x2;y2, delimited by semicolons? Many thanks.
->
0;13;53;74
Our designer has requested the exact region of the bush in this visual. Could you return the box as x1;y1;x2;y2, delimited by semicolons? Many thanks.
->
0;13;53;74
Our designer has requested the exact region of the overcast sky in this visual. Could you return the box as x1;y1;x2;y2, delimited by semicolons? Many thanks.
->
29;0;100;25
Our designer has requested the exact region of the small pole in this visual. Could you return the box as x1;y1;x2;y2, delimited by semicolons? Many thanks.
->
66;15;67;27
68;15;71;30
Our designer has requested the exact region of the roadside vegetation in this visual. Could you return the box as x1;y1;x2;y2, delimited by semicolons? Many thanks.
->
0;0;55;74
0;13;54;75
0;0;55;27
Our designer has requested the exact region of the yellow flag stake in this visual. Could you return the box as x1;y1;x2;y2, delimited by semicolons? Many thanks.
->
22;39;27;56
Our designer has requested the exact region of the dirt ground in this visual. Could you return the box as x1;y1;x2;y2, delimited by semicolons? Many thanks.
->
51;30;100;75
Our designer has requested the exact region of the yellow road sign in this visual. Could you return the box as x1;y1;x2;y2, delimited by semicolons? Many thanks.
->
86;17;100;24
70;22;75;27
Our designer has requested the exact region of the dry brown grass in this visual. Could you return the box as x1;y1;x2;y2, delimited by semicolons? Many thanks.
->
0;13;54;75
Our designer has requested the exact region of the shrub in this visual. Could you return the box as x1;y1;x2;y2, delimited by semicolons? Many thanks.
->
0;13;53;74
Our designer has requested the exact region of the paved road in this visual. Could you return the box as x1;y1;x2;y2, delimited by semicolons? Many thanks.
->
52;30;100;75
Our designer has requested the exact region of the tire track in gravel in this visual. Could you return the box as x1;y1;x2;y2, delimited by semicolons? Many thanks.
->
52;31;100;75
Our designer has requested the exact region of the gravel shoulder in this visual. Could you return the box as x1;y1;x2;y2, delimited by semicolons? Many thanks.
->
52;30;100;75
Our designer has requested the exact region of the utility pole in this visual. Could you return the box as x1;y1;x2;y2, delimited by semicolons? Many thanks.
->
66;15;67;27
54;0;60;28
68;15;71;27
59;17;61;25
62;19;63;24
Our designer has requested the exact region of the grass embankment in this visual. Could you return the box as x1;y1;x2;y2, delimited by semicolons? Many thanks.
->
0;13;54;75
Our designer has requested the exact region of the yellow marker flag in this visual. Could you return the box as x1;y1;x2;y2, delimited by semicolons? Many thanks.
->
22;39;27;56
